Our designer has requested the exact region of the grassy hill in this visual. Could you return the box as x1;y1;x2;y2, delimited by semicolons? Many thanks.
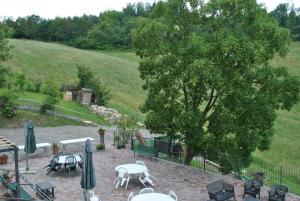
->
4;39;300;169
6;39;146;121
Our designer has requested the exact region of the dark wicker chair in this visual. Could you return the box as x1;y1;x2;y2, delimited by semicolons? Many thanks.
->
44;155;61;175
243;179;263;199
64;156;77;176
268;185;288;201
206;180;236;201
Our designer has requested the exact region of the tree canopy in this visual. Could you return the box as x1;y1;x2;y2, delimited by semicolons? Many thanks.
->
133;0;300;167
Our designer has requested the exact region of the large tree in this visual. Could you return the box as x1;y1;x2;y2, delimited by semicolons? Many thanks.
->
133;0;300;166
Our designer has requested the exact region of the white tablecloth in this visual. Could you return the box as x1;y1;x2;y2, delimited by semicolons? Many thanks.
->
132;193;175;201
58;155;81;164
115;164;147;175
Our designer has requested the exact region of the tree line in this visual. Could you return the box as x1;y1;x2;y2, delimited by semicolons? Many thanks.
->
0;2;154;50
1;2;300;50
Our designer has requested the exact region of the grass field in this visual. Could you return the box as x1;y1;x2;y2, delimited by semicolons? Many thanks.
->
6;39;145;121
0;110;82;128
4;39;300;170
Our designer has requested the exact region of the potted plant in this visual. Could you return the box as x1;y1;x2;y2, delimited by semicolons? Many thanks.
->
96;144;105;151
1;171;12;187
0;154;8;164
114;135;122;149
52;143;60;155
98;128;105;145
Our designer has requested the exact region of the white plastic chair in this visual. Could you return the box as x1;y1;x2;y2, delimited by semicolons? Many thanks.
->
128;192;133;201
140;188;154;194
169;191;177;201
139;172;154;187
136;161;146;167
144;171;157;180
113;167;130;190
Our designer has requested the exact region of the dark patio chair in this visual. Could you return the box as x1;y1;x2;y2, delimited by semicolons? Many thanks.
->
78;154;83;169
206;180;236;201
268;184;288;201
243;179;263;199
44;156;61;175
64;155;77;176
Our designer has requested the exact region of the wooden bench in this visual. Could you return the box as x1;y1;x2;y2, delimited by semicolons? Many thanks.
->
59;137;94;153
133;144;158;159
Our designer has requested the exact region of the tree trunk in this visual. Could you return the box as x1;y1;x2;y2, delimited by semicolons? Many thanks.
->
184;145;195;165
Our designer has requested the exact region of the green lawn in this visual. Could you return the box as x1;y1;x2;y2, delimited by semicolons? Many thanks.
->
0;110;81;128
4;39;300;170
6;39;146;122
17;92;107;125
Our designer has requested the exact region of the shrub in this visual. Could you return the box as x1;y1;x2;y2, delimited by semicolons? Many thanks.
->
25;80;42;92
0;88;18;118
15;71;26;91
40;79;60;114
90;79;111;106
96;144;105;150
0;65;9;88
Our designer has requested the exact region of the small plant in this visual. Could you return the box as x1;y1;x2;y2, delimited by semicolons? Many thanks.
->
52;143;60;155
1;170;12;186
0;154;8;164
96;144;105;151
98;128;105;135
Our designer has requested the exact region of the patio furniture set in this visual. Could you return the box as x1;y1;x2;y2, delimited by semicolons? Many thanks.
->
44;153;83;176
206;179;288;201
114;161;177;201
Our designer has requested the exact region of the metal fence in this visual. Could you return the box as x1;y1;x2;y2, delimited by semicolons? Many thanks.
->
131;137;300;195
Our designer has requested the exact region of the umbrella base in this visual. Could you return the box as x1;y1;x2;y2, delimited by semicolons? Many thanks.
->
19;167;38;174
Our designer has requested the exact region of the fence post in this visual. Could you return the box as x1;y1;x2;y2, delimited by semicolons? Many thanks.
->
280;165;283;185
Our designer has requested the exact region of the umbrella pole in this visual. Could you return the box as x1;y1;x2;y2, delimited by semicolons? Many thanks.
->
83;144;88;201
26;153;29;171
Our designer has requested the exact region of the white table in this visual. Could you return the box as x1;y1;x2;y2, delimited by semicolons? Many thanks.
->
59;137;94;153
132;193;175;201
115;164;147;175
58;155;81;164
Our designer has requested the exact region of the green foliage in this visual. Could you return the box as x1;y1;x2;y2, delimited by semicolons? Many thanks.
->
76;65;110;106
0;88;18;118
25;80;41;93
116;116;137;145
77;65;94;88
0;64;9;88
96;144;105;150
270;3;300;41
133;0;300;168
40;79;60;114
15;70;26;91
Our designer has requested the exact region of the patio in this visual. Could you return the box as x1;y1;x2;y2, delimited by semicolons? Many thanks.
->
0;142;299;201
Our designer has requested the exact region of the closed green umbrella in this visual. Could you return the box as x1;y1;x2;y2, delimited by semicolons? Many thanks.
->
24;120;37;171
81;139;96;201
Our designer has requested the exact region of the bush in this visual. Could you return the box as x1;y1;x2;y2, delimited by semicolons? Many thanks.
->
40;95;58;114
96;144;105;150
40;79;60;114
0;88;18;118
90;79;111;106
25;80;42;92
15;71;26;91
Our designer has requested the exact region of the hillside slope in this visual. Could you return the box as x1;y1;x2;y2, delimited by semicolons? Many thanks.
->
6;39;146;119
5;39;300;168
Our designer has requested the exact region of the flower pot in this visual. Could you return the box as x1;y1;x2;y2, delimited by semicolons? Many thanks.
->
52;147;60;155
0;155;8;164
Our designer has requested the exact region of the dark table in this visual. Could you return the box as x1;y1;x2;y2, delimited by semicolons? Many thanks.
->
36;181;55;198
244;197;260;201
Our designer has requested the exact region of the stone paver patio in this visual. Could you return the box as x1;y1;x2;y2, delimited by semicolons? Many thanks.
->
0;126;299;201
0;144;299;201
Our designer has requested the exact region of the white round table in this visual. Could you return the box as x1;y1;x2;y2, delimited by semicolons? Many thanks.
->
131;193;175;201
115;164;147;175
58;155;81;164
